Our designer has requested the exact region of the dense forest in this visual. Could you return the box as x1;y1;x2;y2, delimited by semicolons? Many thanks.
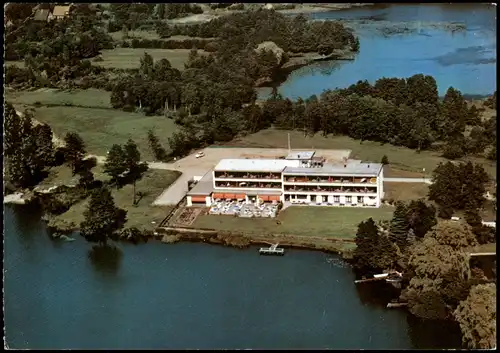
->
4;4;496;163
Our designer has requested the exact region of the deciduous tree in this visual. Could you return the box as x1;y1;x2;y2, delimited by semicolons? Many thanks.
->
63;132;86;175
454;283;496;349
104;144;127;182
123;139;148;204
406;199;437;238
80;187;127;246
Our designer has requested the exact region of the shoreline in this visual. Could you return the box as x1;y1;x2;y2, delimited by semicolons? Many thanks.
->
157;226;355;258
170;4;376;25
4;195;355;258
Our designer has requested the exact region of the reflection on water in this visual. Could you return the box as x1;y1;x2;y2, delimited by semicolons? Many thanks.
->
88;245;124;275
263;4;496;100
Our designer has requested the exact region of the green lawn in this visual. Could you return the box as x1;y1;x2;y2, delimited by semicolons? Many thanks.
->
50;168;181;231
191;205;394;239
6;88;112;109
95;48;207;71
384;182;430;202
226;129;497;180
38;164;111;189
29;106;179;160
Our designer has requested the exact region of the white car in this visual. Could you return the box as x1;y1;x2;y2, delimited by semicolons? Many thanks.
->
195;151;205;158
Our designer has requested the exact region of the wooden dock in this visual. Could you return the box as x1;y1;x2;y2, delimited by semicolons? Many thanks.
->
259;243;285;256
354;277;386;284
355;271;403;284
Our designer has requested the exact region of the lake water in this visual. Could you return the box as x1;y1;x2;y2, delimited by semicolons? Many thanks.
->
259;3;497;100
4;204;462;349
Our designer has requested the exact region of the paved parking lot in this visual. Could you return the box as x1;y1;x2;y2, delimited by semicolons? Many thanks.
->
153;147;352;205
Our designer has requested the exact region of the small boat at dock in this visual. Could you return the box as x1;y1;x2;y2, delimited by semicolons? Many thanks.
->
259;243;284;256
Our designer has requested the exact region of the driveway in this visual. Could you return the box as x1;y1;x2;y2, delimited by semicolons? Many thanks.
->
90;147;353;206
384;177;432;184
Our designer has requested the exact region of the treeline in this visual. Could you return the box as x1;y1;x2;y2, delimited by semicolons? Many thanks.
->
351;168;496;348
5;13;113;61
120;38;218;51
351;157;495;345
259;76;496;158
110;51;258;116
156;10;359;54
107;4;203;32
4;102;150;245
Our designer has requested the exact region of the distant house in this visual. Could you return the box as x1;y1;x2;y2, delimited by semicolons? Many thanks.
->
52;4;72;20
33;8;53;22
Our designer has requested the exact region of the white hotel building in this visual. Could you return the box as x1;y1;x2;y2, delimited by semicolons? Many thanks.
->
186;151;384;208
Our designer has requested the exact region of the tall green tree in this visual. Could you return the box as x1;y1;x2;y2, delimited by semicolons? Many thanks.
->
454;283;496;349
140;52;154;79
426;220;478;251
4;103;23;157
80;187;127;246
428;162;488;212
406;199;437;238
353;218;379;269
123;139;148;204
400;236;471;320
441;87;469;139
63;132;86;175
147;129;167;161
104;144;127;182
389;201;410;250
32;124;54;168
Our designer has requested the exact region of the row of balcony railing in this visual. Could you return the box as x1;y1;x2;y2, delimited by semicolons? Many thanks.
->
284;176;377;184
215;182;282;189
214;172;281;180
284;186;377;193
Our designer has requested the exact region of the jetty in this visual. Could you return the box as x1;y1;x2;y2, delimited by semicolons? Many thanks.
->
355;271;403;284
259;243;285;256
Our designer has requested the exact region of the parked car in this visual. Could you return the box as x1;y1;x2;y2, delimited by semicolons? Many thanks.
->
195;151;205;158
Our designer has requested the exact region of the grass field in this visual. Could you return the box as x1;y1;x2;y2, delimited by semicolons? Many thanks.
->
50;167;181;231
95;48;207;71
28;105;179;160
6;88;112;109
38;164;111;189
191;205;394;238
226;129;497;180
384;182;429;202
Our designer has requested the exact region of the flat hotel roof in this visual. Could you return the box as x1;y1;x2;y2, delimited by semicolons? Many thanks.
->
214;159;290;172
283;162;383;176
286;151;315;160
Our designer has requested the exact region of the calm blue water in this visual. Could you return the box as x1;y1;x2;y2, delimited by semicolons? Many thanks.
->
263;3;497;100
4;205;462;349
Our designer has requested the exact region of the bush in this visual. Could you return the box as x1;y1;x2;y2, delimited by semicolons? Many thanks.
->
381;155;389;165
442;143;465;160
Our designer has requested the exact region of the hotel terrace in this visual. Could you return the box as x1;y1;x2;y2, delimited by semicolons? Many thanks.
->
186;151;384;208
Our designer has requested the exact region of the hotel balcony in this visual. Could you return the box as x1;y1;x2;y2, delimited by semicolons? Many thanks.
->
283;176;377;184
215;181;282;189
214;171;282;180
283;185;377;194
